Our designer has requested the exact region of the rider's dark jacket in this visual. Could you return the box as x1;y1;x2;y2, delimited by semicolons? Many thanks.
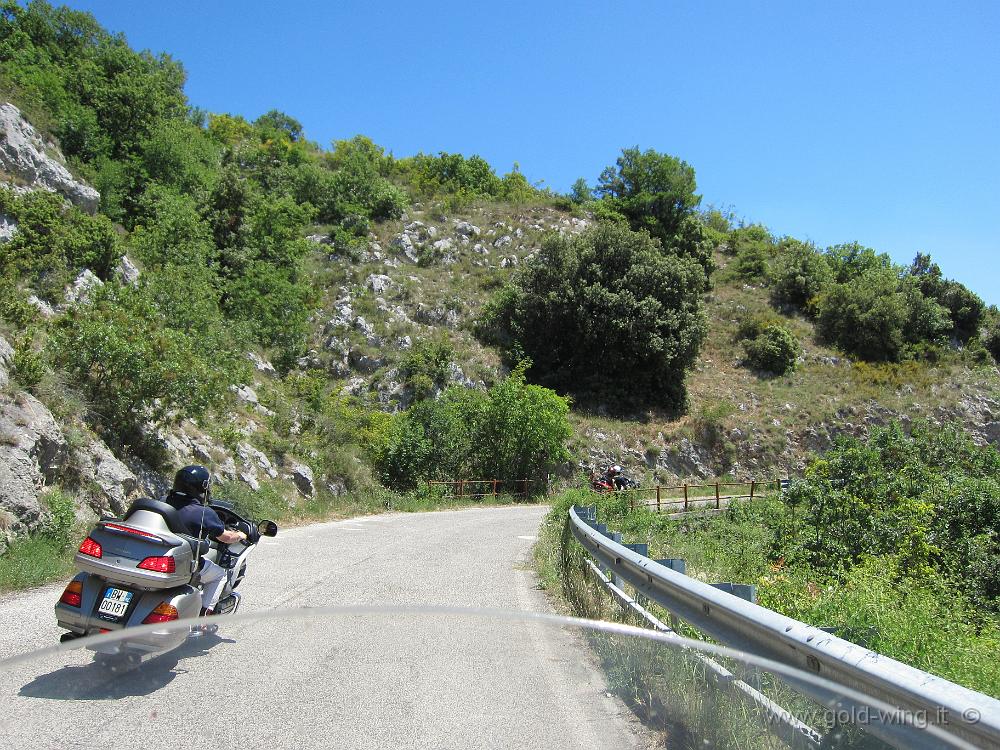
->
164;491;225;540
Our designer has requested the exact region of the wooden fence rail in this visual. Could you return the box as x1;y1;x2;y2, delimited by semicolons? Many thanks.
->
427;479;538;501
592;480;783;514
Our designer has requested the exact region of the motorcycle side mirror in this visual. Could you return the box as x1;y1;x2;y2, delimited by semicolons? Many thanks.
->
258;520;278;537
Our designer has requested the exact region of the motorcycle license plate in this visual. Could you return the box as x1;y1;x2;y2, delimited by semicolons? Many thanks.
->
97;586;132;621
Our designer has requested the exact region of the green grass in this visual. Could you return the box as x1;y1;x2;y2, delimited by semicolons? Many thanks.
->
0;535;77;592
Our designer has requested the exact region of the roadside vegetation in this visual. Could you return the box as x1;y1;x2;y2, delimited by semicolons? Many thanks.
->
537;422;1000;699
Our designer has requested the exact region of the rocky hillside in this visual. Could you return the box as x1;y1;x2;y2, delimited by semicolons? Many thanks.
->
297;202;1000;485
0;104;321;553
2;94;999;555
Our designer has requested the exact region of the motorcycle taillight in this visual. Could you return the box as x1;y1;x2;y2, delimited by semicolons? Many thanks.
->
59;580;83;607
137;556;176;574
142;603;179;624
78;537;102;558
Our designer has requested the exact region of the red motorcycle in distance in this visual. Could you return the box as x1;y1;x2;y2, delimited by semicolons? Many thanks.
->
589;466;639;493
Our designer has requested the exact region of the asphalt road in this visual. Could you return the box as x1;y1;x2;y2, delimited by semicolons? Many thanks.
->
0;506;645;749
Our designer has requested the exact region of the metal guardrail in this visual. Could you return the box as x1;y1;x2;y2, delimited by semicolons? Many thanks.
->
569;504;1000;750
583;558;822;750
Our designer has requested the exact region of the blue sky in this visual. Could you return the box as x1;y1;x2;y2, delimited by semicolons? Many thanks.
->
57;0;999;304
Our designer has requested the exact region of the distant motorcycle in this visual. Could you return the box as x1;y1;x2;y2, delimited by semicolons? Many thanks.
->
55;497;277;667
589;466;639;492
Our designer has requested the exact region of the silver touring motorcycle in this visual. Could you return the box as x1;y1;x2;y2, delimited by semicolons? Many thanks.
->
54;497;277;665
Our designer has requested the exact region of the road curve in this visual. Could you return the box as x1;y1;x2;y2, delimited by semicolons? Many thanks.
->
0;506;645;749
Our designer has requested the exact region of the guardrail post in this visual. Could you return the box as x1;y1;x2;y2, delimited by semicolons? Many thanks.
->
750;480;756;502
655;558;686;575
715;482;721;509
492;479;498;499
710;582;757;604
684;483;689;511
610;531;624;588
656;485;661;512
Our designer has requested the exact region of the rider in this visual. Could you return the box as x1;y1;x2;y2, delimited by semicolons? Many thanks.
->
606;465;630;490
164;465;246;616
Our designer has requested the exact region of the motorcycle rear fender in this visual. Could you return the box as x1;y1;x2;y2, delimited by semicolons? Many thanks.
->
56;575;201;653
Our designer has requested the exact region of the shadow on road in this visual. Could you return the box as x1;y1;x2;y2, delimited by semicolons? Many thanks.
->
18;631;235;700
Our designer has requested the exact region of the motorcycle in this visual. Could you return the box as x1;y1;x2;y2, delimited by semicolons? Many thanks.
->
589;467;640;492
54;496;277;666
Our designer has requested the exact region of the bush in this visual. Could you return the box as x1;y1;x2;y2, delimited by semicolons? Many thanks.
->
222;262;311;356
815;268;909;361
53;283;233;430
399;339;454;401
726;223;772;257
732;244;769;281
374;365;571;491
907;254;986;343
40;489;77;549
476;223;707;410
784;421;1000;611
742;324;800;374
769;239;832;312
984;319;1000;362
0;188;122;299
824;241;893;284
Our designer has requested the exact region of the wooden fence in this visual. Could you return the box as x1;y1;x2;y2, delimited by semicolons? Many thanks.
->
594;480;783;514
427;479;539;501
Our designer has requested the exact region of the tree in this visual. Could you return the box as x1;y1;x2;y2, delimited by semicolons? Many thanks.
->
595;146;700;245
770;239;833;312
907;253;984;342
373;365;571;491
816;268;909;361
477;223;707;410
569;178;591;203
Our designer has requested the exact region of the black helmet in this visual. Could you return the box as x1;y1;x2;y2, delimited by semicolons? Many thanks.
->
173;465;211;501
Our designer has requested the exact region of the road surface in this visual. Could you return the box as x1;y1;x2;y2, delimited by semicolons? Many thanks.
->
0;506;646;749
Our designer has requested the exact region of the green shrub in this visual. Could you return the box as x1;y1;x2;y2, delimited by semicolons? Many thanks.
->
11;334;46;390
401;151;503;199
374;365;571;491
984;319;1000;362
213;480;289;522
0;188;122;299
732;244;769;281
40;488;77;549
476;223;707;410
742;324;800;374
726;223;772;258
816;265;953;362
0;278;38;327
769;239;832;312
815;268;908;361
53;283;233;430
734;311;784;342
222;262;311;355
569;178;591;203
824;241;893;284
399;339;454;401
908;253;986;343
